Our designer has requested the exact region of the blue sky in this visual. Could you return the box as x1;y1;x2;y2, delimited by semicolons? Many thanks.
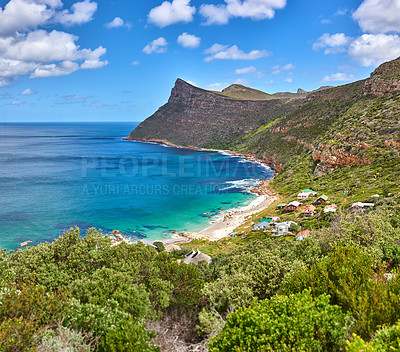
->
1;0;400;122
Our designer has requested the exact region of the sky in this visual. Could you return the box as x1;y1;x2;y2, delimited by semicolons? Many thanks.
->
1;0;400;122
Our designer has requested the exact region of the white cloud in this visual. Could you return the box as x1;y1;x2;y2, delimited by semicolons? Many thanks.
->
265;79;274;85
272;63;295;74
177;32;200;48
204;44;270;62
203;43;228;54
0;0;58;36
322;73;355;83
148;0;196;27
31;60;79;78
207;82;229;90
11;100;24;105
105;17;126;29
131;61;140;66
335;8;348;16
234;78;248;85
20;88;36;95
81;58;108;69
200;0;286;25
353;0;400;33
235;66;257;74
199;4;231;25
348;33;400;66
0;0;105;85
313;33;353;54
285;77;293;83
0;30;107;85
55;0;97;26
143;37;168;54
0;0;96;36
186;80;198;86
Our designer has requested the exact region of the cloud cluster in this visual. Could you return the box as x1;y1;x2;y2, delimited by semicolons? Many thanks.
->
322;72;355;83
147;0;286;26
272;63;295;74
235;66;257;74
312;33;352;54
148;0;196;27
105;17;130;29
204;44;270;62
177;33;201;48
353;0;400;33
314;0;400;67
0;0;107;86
143;37;168;54
200;0;286;25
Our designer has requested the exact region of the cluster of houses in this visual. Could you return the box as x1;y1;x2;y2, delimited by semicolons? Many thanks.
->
252;216;310;241
253;217;297;236
252;187;377;242
276;189;336;217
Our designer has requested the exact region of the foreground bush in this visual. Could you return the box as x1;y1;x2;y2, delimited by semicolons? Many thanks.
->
282;246;400;338
208;290;349;352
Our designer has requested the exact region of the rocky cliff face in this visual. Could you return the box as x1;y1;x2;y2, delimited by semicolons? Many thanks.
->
127;79;304;149
363;57;400;96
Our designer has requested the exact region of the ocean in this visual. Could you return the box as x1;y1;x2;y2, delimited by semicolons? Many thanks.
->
0;122;274;250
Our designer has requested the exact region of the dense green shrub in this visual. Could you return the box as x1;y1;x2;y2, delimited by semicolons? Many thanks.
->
209;290;349;351
282;246;400;338
153;241;165;252
0;284;68;351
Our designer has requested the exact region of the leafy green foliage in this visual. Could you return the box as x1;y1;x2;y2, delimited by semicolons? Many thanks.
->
0;228;205;351
0;284;68;351
153;241;165;252
281;246;400;338
209;290;349;352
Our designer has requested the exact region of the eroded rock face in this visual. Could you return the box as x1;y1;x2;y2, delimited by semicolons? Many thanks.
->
312;145;370;175
127;79;304;149
363;57;400;96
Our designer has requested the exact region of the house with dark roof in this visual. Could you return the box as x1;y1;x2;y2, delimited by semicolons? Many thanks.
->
284;201;301;212
314;195;329;204
183;250;212;265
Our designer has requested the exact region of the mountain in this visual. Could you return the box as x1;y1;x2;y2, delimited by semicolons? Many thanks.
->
127;58;400;193
126;79;304;149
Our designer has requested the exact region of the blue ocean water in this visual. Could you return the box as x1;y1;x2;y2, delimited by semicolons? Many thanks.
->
0;123;273;250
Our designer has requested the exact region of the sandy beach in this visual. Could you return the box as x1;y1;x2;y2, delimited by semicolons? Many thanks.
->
162;179;276;246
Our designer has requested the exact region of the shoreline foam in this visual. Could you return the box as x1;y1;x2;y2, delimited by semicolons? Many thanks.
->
123;139;276;245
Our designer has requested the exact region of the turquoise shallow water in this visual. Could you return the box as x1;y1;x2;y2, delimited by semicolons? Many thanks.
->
0;123;273;250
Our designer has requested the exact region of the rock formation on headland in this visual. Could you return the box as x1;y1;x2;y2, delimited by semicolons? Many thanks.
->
126;79;304;149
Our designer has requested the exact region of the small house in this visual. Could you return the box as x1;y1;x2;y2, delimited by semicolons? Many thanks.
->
297;189;317;200
301;204;316;217
284;201;302;212
276;203;287;210
253;222;271;231
259;217;279;223
183;250;212;265
351;202;375;213
324;204;337;213
314;195;329;204
296;230;310;241
274;221;297;236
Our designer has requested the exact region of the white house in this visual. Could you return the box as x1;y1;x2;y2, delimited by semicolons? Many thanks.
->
273;221;297;236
